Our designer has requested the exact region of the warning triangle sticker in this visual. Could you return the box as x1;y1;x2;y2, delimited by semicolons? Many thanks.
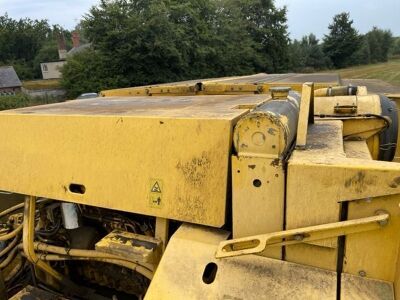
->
151;181;162;193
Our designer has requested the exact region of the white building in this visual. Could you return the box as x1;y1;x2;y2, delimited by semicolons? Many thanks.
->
40;61;66;80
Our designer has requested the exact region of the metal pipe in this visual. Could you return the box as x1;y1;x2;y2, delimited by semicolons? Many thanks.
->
32;242;154;275
314;85;358;97
22;195;64;282
0;198;48;219
0;235;19;257
0;224;22;241
35;254;153;279
0;248;17;269
17;241;154;279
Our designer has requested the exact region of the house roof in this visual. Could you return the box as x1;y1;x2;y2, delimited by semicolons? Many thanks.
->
0;66;22;88
67;43;91;56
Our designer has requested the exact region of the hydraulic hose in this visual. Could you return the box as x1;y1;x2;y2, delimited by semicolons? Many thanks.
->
0;234;20;258
34;254;153;279
22;196;64;282
0;224;22;241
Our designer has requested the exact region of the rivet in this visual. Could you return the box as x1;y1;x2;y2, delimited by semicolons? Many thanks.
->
358;270;367;277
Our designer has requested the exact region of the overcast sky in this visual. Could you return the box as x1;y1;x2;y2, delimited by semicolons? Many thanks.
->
1;0;399;40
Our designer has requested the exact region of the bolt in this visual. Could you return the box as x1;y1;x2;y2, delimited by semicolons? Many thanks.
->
358;270;367;277
293;234;304;241
375;210;389;227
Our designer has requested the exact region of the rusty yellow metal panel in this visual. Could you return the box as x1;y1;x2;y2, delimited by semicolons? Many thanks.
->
395;247;400;299
145;224;337;300
287;121;344;254
341;273;394;300
286;120;400;271
314;95;382;116
344;141;372;160
232;156;284;259
0;95;269;227
344;195;400;282
101;73;340;97
285;244;337;271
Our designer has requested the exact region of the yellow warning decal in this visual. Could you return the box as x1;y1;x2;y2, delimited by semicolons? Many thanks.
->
149;179;163;208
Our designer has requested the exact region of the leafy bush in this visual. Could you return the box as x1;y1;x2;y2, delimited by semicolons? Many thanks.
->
0;93;63;110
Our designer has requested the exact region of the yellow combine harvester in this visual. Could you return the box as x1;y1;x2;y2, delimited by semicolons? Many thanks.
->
1;73;400;299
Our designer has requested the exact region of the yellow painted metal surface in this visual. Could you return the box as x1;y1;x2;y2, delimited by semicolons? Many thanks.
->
146;224;337;300
296;83;314;149
101;73;340;97
341;273;394;300
344;141;372;160
314;94;382;116
230;91;300;259
345;195;400;281
232;156;284;259
286;119;400;274
233;95;299;158
0;95;270;227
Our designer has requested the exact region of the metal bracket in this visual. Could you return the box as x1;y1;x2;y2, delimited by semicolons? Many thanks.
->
295;82;314;149
215;213;389;259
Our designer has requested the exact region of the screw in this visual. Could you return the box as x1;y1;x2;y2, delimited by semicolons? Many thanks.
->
359;270;367;277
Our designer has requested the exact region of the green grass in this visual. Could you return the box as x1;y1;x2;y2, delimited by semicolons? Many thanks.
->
334;59;400;87
22;79;61;90
0;93;63;110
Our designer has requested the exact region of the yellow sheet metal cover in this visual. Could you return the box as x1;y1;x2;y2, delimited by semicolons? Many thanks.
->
0;95;269;227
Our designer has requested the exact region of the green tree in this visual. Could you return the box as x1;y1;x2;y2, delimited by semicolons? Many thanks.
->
366;27;393;63
237;0;290;72
350;35;371;65
391;37;400;57
288;34;331;72
62;0;290;95
303;34;331;70
60;48;123;98
288;39;307;72
0;14;69;80
323;12;361;68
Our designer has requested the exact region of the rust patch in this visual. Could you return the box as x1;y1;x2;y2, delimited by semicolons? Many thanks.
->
268;128;277;136
388;177;400;188
176;152;211;187
270;158;280;167
173;187;206;223
344;172;376;193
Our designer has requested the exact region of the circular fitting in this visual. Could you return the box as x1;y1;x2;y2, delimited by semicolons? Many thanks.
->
252;132;266;146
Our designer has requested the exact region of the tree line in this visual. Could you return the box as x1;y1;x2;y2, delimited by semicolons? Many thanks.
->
1;0;399;98
0;14;72;79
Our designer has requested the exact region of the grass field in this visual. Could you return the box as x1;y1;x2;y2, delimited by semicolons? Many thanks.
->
334;59;400;87
22;78;61;90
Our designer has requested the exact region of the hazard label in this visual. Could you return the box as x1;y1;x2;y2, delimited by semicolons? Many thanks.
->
149;179;163;208
151;181;162;193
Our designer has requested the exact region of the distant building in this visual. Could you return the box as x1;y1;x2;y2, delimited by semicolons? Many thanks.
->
40;31;90;80
67;31;91;56
41;61;66;80
0;66;22;95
